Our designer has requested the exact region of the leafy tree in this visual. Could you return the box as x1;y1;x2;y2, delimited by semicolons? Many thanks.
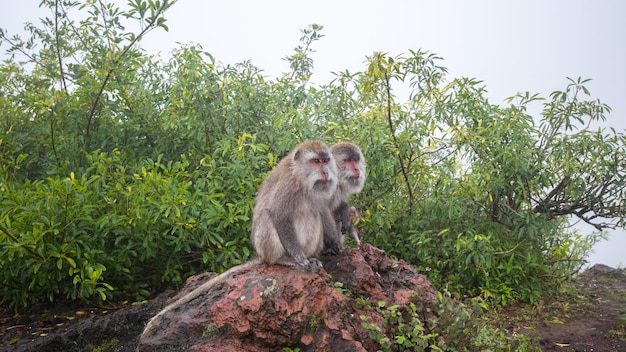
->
0;0;174;178
342;53;624;303
1;1;624;308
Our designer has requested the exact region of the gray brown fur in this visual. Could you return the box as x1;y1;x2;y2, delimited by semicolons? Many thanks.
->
251;140;338;269
324;142;366;254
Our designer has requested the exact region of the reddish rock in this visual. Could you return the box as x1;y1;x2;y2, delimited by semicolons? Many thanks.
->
137;244;441;351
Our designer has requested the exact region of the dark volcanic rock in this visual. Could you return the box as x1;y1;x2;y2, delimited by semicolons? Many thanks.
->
3;258;625;352
2;291;173;352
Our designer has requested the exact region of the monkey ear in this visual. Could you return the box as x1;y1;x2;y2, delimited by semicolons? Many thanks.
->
294;150;301;160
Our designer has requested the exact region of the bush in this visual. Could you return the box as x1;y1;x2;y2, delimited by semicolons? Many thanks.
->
0;136;271;306
1;1;624;307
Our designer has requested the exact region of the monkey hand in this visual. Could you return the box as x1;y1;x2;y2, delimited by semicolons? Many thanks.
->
339;221;349;234
322;243;344;256
278;257;322;273
292;254;312;267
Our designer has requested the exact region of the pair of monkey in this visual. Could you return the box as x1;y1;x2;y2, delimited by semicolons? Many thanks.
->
251;140;366;270
141;141;365;336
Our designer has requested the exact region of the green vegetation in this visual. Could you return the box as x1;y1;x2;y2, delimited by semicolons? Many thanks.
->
1;0;624;312
359;293;539;351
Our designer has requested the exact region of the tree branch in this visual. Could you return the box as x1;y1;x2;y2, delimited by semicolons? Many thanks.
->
384;70;414;209
84;1;171;154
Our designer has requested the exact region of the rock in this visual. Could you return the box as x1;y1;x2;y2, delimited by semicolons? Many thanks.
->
137;244;438;352
3;290;174;352
582;264;626;281
137;243;442;352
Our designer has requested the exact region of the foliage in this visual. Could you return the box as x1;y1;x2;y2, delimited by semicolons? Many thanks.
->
350;54;622;304
0;139;268;306
1;0;625;308
359;292;538;351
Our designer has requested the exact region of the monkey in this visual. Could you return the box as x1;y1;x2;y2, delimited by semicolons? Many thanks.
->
323;142;366;254
251;140;338;269
142;141;339;337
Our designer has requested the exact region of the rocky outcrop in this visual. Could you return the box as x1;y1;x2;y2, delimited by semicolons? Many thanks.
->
137;244;442;351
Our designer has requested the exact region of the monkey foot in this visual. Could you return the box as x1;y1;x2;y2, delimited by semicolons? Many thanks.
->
321;246;344;256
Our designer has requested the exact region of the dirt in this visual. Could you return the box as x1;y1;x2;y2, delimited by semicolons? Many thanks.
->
1;264;624;352
0;291;175;352
496;264;626;352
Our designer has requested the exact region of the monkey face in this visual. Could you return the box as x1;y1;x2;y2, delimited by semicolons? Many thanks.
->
295;143;338;199
311;159;336;195
331;142;366;196
337;156;365;194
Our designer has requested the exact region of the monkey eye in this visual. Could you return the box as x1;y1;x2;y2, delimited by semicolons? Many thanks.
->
311;158;329;164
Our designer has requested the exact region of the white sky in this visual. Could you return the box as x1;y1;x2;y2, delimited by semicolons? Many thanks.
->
1;0;624;267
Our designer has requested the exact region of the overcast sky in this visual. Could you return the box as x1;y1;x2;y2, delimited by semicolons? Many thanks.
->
1;0;624;267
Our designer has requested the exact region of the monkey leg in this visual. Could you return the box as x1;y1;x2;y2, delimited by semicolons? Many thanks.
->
322;241;343;255
324;206;345;255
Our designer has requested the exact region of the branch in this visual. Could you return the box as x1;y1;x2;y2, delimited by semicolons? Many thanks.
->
0;225;43;259
384;70;414;209
54;0;67;92
532;175;570;214
533;175;625;230
84;1;171;152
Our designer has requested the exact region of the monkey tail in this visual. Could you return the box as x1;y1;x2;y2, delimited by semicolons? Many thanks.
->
142;257;263;335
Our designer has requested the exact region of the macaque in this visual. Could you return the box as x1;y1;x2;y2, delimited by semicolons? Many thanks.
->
142;141;339;336
251;140;338;269
324;142;366;254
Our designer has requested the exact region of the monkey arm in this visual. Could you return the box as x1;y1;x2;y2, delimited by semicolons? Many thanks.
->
269;210;311;267
323;205;345;255
333;201;351;234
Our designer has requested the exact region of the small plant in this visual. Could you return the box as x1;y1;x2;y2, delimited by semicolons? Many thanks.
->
201;325;220;339
355;296;372;311
359;290;541;351
470;325;540;352
333;281;351;297
361;300;443;351
606;314;626;339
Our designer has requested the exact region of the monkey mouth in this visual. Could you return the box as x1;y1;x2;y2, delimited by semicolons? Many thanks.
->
313;180;332;191
347;177;361;185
